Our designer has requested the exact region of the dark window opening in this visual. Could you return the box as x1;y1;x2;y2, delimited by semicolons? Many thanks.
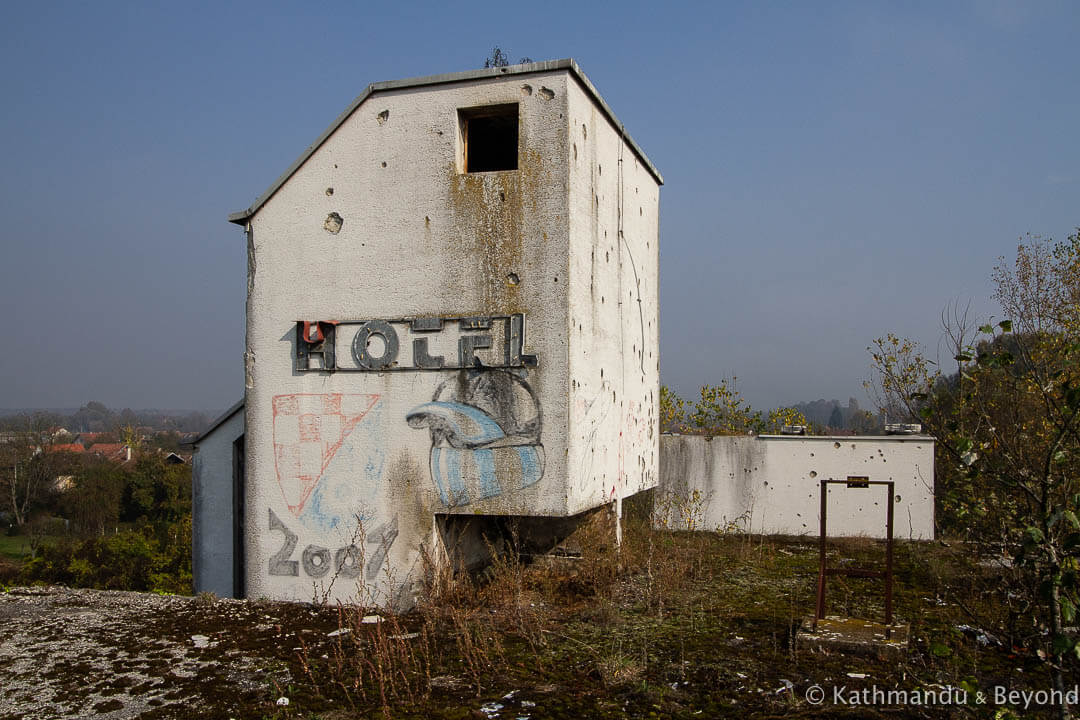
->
232;434;245;599
461;104;518;172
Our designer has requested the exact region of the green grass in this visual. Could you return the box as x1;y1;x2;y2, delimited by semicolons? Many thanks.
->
0;534;33;561
0;533;63;561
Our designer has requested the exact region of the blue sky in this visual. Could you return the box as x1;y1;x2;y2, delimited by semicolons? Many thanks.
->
1;1;1077;413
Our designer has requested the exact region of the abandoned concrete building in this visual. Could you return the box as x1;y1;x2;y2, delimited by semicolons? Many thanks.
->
194;59;662;604
194;59;935;606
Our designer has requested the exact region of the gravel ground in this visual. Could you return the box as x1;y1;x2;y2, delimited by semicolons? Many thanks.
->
0;586;330;720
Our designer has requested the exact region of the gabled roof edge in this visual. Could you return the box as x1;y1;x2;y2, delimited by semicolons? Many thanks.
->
227;58;662;226
192;398;244;445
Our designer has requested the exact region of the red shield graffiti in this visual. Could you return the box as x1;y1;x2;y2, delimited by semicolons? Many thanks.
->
272;393;379;516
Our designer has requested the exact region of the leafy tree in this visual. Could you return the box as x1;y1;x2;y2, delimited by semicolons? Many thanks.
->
869;231;1080;718
70;401;115;432
122;454;191;525
659;385;687;432
662;379;808;436
0;414;64;527
827;405;844;429
63;461;126;536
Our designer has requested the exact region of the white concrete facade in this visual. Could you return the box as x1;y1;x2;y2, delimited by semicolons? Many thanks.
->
657;434;935;540
230;61;661;606
566;81;661;514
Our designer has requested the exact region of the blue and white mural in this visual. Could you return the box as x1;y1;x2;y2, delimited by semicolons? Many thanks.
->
407;369;544;507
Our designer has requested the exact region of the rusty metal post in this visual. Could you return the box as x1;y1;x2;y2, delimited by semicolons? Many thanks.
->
815;478;827;625
885;480;895;633
815;478;897;633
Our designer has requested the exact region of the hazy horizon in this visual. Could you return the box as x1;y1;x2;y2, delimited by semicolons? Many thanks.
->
2;2;1077;413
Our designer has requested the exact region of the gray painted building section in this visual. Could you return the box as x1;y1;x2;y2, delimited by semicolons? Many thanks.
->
192;401;245;598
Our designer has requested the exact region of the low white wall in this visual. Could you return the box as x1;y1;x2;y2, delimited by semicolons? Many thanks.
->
657;434;934;540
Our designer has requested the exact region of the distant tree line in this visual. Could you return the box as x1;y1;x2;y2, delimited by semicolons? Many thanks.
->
0;401;211;435
790;397;881;434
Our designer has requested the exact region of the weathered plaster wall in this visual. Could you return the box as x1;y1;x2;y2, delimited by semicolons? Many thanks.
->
192;408;244;598
565;78;661;516
242;69;660;606
658;435;935;539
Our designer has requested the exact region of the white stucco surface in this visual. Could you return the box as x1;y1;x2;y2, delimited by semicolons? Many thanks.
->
236;63;661;605
565;78;661;515
192;406;244;598
658;434;935;540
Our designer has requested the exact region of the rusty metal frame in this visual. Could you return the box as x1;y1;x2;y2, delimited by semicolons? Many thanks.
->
814;477;895;634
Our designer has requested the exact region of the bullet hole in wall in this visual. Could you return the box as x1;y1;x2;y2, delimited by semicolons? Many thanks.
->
326;187;334;196
381;161;387;168
539;86;554;100
506;273;519;286
377;110;389;125
323;212;343;234
521;84;532;96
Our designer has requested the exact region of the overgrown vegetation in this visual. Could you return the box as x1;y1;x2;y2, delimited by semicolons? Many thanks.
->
137;498;1057;719
869;231;1080;719
0;447;193;594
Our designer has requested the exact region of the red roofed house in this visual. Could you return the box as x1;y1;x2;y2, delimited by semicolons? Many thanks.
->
88;443;131;462
47;443;85;454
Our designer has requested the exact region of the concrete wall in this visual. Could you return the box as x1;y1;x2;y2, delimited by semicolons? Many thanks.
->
192;407;244;597
239;67;661;606
658;434;935;539
565;78;661;515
